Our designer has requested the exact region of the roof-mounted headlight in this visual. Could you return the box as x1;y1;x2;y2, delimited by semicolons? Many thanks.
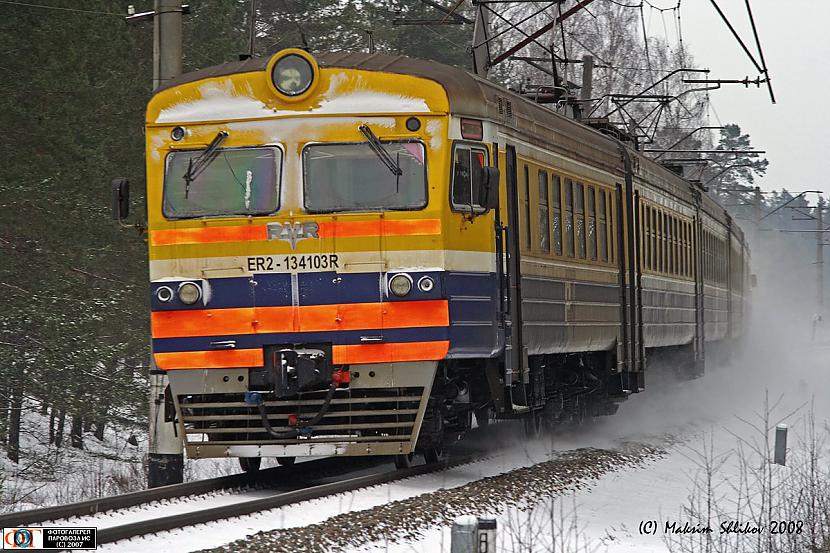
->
266;49;319;101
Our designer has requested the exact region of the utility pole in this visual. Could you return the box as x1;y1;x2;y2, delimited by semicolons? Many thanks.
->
471;3;490;78
366;30;375;54
579;54;594;118
128;0;186;488
153;0;183;90
150;0;184;488
817;197;824;312
753;186;762;249
248;0;257;58
127;1;186;89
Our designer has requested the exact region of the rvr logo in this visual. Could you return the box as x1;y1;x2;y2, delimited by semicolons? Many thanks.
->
267;221;319;250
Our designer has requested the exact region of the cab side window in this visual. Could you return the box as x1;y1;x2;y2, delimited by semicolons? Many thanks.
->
451;145;488;211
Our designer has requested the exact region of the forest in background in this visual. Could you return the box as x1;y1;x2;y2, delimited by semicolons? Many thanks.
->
0;0;814;480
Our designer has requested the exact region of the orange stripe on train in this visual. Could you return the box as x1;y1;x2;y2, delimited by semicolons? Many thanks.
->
315;219;441;238
150;225;268;246
332;340;449;364
149;219;441;246
151;300;449;339
155;348;264;370
155;340;450;369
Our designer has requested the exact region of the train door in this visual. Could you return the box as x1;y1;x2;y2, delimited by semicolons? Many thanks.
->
493;142;506;355
336;213;384;347
692;190;706;374
725;215;733;340
502;144;528;409
288;211;384;368
613;150;644;393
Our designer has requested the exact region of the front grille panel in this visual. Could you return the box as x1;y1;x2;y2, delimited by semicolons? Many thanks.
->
177;387;424;445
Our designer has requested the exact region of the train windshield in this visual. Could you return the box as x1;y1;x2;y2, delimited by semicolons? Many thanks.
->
163;147;281;219
303;141;427;213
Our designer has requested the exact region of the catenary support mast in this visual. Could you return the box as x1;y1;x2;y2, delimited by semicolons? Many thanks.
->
149;0;185;488
817;198;824;313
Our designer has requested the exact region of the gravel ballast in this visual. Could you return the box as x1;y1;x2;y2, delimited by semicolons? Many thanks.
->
200;443;665;553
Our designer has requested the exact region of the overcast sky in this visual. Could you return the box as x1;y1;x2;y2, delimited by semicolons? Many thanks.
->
675;0;830;199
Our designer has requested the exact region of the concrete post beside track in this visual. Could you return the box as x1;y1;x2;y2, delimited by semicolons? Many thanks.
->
451;516;478;553
817;198;824;314
774;424;788;466
148;0;185;488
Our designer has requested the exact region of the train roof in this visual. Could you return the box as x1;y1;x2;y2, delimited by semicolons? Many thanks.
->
156;51;745;246
157;51;490;114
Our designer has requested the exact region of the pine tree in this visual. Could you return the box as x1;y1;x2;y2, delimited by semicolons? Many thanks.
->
0;0;152;460
703;124;769;224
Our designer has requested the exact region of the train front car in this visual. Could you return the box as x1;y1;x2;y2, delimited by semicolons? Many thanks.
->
145;50;496;468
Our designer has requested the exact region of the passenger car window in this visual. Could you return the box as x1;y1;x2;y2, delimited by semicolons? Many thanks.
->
643;205;651;271
598;191;607;262
575;183;586;258
523;165;531;250
552;176;562;256
564;180;575;257
586;186;596;260
538;170;550;253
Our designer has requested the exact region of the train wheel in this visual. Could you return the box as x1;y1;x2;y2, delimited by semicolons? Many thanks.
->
276;456;296;466
423;445;444;464
523;411;543;438
239;457;261;473
474;405;493;428
394;453;415;469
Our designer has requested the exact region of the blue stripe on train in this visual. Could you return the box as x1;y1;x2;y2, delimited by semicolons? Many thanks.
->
445;271;500;358
151;269;502;358
150;270;445;311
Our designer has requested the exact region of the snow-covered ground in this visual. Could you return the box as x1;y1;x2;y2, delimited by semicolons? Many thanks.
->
5;263;828;553
348;297;830;553
0;412;245;515
185;301;830;552
0;413;147;513
100;434;664;553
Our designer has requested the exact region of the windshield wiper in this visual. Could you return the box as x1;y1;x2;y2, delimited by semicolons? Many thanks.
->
358;125;403;177
183;131;229;198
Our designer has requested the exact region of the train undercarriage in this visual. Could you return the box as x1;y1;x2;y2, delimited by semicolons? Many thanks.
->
166;336;708;475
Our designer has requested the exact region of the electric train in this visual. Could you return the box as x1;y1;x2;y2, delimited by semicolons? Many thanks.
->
115;48;749;471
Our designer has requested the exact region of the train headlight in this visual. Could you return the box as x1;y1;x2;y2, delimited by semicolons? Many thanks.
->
267;49;319;101
156;286;174;303
417;276;435;293
388;273;413;297
177;282;202;305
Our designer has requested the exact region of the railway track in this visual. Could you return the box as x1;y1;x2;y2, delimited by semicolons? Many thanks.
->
0;452;481;548
0;455;381;527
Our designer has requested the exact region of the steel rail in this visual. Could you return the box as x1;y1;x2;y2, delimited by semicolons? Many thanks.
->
0;456;378;527
95;453;480;545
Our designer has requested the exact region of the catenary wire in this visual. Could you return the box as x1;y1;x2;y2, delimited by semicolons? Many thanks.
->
0;0;123;16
